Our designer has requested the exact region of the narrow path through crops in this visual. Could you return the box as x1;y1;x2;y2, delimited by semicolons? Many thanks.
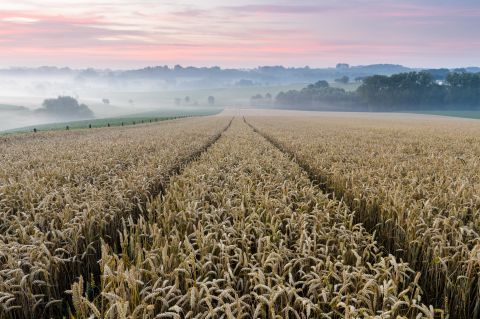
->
243;117;336;196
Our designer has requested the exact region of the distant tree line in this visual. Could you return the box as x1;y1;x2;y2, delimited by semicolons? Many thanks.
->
358;72;480;111
274;72;480;112
250;93;273;107
174;95;215;106
275;81;359;111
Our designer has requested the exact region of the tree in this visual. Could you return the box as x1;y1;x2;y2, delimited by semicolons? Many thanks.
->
336;63;350;69
424;69;450;80
102;98;110;105
274;72;480;113
307;80;329;89
335;76;349;84
250;94;267;106
356;71;480;111
36;96;94;119
445;72;480;107
208;96;215;106
275;81;359;110
236;79;254;87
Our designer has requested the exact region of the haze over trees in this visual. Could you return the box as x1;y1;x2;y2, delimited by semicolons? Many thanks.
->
358;72;480;111
275;80;358;110
250;93;274;107
36;96;94;119
334;76;350;84
274;71;480;112
0;64;415;94
207;96;215;105
0;104;29;112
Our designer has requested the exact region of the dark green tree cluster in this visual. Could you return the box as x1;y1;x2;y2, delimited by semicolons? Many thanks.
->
423;68;450;80
274;72;480;112
36;96;94;119
334;76;349;84
275;81;358;110
444;72;480;107
357;72;480;111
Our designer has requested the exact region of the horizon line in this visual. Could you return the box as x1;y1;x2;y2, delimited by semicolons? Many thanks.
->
0;63;479;71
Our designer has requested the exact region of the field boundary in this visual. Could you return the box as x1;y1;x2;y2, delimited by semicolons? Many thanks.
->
1;109;224;135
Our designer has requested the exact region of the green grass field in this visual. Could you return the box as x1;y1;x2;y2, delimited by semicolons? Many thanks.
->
413;110;480;119
3;108;222;134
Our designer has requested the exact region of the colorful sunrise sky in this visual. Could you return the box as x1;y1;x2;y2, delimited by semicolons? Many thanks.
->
1;0;479;68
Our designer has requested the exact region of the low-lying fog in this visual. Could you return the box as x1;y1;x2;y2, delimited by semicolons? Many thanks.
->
1;64;424;131
0;68;305;132
0;93;148;131
0;73;222;131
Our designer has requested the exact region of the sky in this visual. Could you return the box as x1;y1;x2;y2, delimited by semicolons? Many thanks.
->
0;0;479;69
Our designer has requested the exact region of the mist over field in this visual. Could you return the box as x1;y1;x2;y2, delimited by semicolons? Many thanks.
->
3;64;480;133
3;64;480;131
0;64;405;131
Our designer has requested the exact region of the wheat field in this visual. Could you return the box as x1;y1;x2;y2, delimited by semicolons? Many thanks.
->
1;111;479;318
0;118;230;318
247;113;480;318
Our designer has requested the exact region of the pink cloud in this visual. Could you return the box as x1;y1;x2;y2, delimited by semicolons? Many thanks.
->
0;1;479;68
223;4;338;14
0;11;103;25
0;11;147;49
374;3;480;18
